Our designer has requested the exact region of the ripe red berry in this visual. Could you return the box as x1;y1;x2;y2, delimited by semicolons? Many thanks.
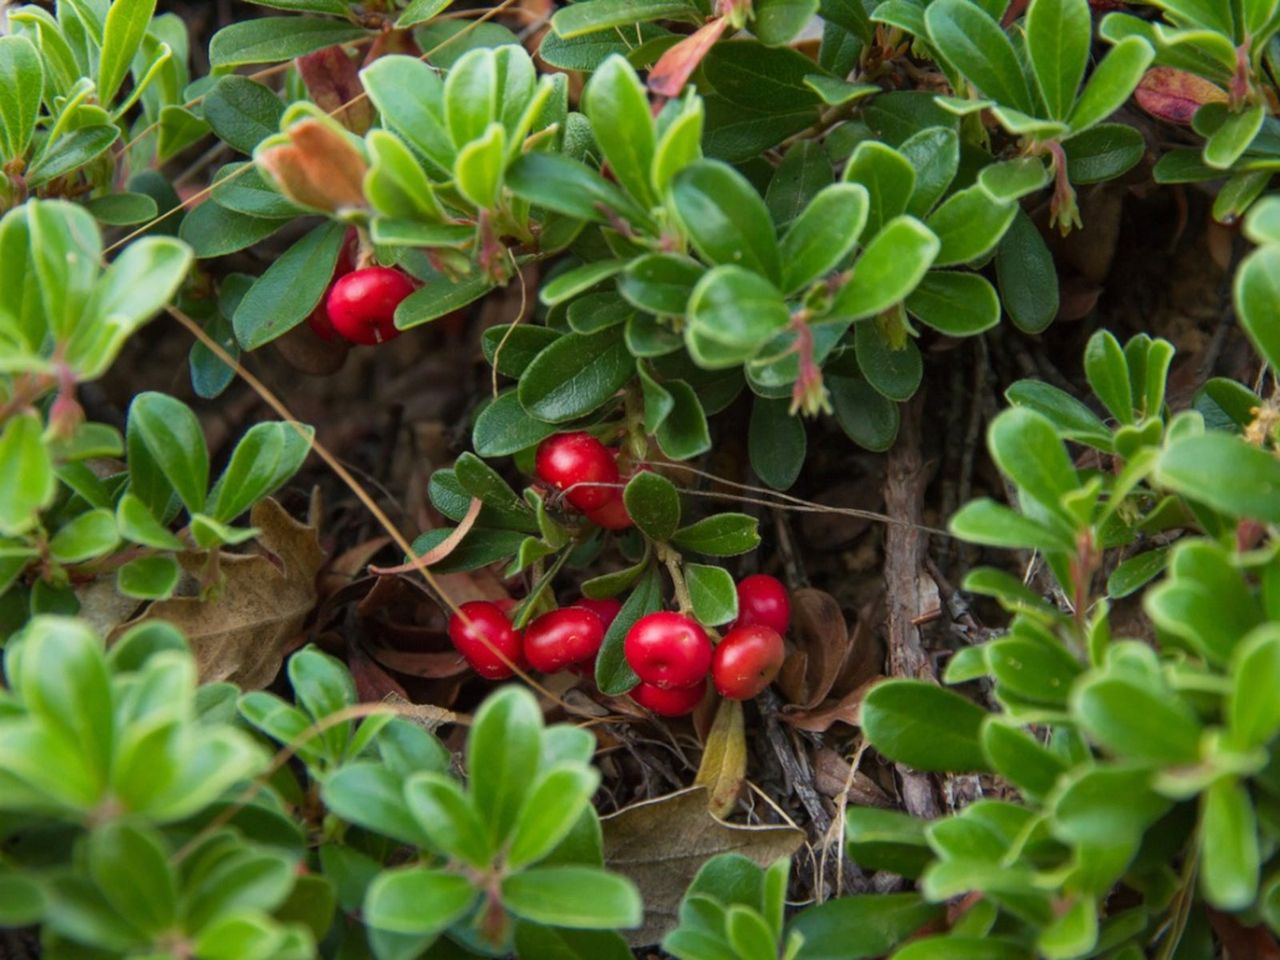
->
585;494;633;530
711;624;785;700
326;267;416;345
575;597;622;631
631;677;706;716
733;574;791;635
448;601;524;679
535;433;620;512
624;612;712;689
523;607;606;673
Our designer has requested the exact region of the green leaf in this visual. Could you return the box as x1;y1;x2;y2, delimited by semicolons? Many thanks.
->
98;0;157;105
507;764;601;868
1236;245;1280;371
49;508;119;564
843;141;916;239
1230;627;1280;750
786;893;943;960
623;471;681;542
1004;380;1110;448
453;121;506;210
987;408;1078;518
1072;675;1203;764
517;328;635;423
1157;432;1280;523
830;216;940;320
1084;329;1133;424
514;925;633;960
672;514;761;557
178;201;284;259
925;0;1036;115
127;392;209;515
1205;103;1265;170
671;160;782;285
542;260;626;307
0;413;55;537
117;555;180;600
322;764;433;848
502;867;642;929
749;398;806;491
1062;123;1146;183
0;36;43;162
653;96;705;196
862;680;992;773
364;867;476;938
619;254;703;316
1025;0;1090;120
395;268;495;330
404;772;493;868
27;124;120;188
209;17;367;68
780;183;869;295
996;208;1058;334
855;321;922;402
397;0;454;28
1201;777;1260;910
828;374;900;451
550;0;699;38
655;380;712;460
207;422;313;522
232;221;346;350
360;55;453;174
596;566;663;694
1066;37;1154;132
978;157;1051;204
686;563;738;626
473;391;560;458
507;151;652;229
585;55;656;207
469;686;543;844
87;823;176;934
116;492;182;550
754;0;821;45
981;718;1068;801
687;266;790;358
1106;548;1168;599
925;186;1016;267
85;192;159;226
905;271;1000;336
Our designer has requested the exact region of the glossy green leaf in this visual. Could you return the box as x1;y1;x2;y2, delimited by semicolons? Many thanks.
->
787;893;943;960
905;271;1000;336
1072;674;1202;764
987;408;1078;517
925;186;1016;267
507;764;601;868
842;141;916;239
585;55;656;207
671;160;781;284
1205;103;1265;170
996;208;1058;334
623;471;681;542
1236;244;1280;371
98;0;157;105
360;55;454;173
0;36;43;162
469;686;543;844
507;152;652;229
1084;329;1133;424
686;563;738;626
828;374;900;452
1156;432;1280;523
1201;777;1260;910
1062;123;1146;184
517;328;635;423
687;266;791;357
473;391;560;458
1066;37;1154;132
830;216;940;320
502;867;642;929
780;183;868;294
596;566;662;694
209;18;366;68
404;773;492;868
127;392;208;515
925;0;1036;115
862;680;992;773
1026;0;1090;120
0;413;55;537
749;397;806;490
363;866;476;939
49;509;119;564
232;221;346;350
117;555;180;600
855;321;922;402
551;0;699;37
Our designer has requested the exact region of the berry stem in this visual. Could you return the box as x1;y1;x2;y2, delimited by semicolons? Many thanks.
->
657;542;695;616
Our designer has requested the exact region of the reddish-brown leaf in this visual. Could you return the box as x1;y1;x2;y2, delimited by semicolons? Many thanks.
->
648;17;729;99
1135;67;1228;126
296;45;375;134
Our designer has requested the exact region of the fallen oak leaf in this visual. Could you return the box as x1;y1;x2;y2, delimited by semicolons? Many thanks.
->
602;786;804;946
109;498;324;689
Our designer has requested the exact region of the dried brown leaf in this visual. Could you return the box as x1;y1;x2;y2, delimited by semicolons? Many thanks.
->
694;697;745;817
1135;67;1227;126
109;498;324;689
602;786;804;946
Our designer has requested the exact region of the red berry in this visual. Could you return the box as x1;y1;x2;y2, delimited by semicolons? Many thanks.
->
624;612;712;689
326;267;416;345
575;597;622;631
711;624;785;700
448;601;524;679
585;494;633;530
733;574;791;635
631;677;706;716
523;607;606;673
535;433;620;512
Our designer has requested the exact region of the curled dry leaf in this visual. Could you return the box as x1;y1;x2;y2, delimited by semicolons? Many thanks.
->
694;697;745;817
602;786;805;946
257;118;369;213
775;589;883;730
109;498;324;689
1135;67;1228;126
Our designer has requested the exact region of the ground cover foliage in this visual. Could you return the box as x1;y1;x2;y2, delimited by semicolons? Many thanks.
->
5;0;1280;957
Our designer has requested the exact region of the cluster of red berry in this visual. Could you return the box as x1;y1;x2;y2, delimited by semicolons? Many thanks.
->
306;231;416;346
447;595;621;680
444;574;789;718
534;432;634;530
625;574;788;715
